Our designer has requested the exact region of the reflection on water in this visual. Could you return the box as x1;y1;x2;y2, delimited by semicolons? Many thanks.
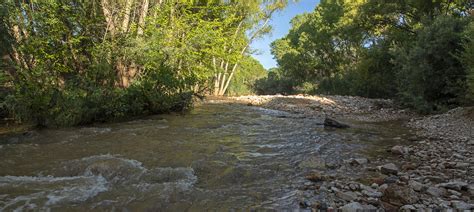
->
0;103;412;211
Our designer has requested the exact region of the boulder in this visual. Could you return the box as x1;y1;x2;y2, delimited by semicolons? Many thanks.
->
381;184;419;206
381;163;399;175
391;145;407;155
324;117;350;128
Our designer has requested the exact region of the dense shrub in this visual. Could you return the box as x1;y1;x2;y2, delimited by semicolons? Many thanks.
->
394;16;469;113
6;65;192;127
269;0;473;114
253;68;296;95
318;42;397;98
227;56;267;96
460;21;474;103
0;1;286;127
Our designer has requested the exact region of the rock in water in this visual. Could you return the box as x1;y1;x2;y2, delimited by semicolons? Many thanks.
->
324;117;350;128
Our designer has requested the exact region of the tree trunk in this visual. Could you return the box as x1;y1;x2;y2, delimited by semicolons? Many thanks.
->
101;0;116;36
217;17;272;96
121;0;133;33
137;0;149;36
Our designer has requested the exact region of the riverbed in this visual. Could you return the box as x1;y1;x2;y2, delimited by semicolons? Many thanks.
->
0;102;413;211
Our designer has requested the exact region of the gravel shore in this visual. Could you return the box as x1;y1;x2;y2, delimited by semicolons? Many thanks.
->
230;95;413;122
223;95;474;211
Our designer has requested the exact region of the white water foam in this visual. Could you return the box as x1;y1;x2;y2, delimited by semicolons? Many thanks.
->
1;154;198;210
0;175;108;211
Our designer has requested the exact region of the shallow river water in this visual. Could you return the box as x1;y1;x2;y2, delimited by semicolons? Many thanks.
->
0;102;412;211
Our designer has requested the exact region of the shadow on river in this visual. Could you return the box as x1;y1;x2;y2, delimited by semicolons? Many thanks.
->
0;102;414;211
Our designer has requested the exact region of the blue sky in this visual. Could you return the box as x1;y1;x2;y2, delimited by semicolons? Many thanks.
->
250;0;320;70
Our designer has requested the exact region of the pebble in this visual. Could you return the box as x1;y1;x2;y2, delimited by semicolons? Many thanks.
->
426;186;445;197
451;201;473;210
438;181;468;191
336;191;358;201
408;180;423;192
340;202;363;212
400;205;416;211
229;96;473;211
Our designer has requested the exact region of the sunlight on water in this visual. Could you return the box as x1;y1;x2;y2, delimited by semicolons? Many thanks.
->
0;103;413;211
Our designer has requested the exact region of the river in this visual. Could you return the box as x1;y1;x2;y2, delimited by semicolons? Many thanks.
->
0;102;412;211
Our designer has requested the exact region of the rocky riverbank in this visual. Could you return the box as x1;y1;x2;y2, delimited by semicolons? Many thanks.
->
229;95;413;122
222;95;473;211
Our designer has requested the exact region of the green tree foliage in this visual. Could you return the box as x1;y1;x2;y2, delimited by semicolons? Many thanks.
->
461;21;474;103
227;56;267;96
0;0;289;126
257;0;473;112
253;68;296;95
395;16;469;112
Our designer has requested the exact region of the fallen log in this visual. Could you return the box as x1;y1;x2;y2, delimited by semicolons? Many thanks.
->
324;117;350;128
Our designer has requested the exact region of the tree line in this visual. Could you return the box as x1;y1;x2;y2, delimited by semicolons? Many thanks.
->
255;0;473;113
0;0;284;126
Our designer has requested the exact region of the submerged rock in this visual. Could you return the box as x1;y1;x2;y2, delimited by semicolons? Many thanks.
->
299;156;326;169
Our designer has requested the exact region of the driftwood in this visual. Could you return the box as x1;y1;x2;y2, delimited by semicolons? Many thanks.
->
324;117;350;128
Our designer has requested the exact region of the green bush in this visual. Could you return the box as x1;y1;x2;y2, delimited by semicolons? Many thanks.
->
0;72;10;119
227;56;267;96
460;21;474;103
253;68;296;95
316;41;397;98
394;16;469;113
6;67;192;127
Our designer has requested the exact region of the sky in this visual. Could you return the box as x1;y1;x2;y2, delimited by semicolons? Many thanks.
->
250;0;320;70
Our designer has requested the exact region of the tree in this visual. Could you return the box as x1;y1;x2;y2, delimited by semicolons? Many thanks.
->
0;0;290;126
394;16;469;112
227;56;267;96
460;20;474;103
